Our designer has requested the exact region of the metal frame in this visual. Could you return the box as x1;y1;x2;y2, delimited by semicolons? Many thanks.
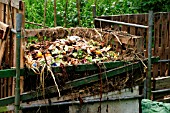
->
15;13;22;113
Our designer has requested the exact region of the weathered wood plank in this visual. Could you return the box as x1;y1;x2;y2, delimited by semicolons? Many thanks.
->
160;13;167;76
19;1;25;93
12;7;18;96
0;3;2;21
0;57;159;106
0;40;6;65
0;61;125;78
0;87;140;112
129;15;136;35
0;61;143;106
153;13;161;78
120;15;128;31
0;21;9;39
154;76;170;90
153;89;170;100
144;14;149;57
168;13;170;76
0;0;20;9
111;16;121;30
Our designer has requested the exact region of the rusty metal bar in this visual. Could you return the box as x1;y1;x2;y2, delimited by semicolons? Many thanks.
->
94;18;149;28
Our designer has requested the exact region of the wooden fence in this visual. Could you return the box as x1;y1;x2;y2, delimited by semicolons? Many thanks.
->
0;0;25;100
94;12;170;78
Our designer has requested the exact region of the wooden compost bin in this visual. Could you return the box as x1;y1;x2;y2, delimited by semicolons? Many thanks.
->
0;0;25;100
94;12;170;78
13;27;148;113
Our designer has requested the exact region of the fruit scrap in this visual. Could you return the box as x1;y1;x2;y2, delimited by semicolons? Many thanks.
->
25;35;120;68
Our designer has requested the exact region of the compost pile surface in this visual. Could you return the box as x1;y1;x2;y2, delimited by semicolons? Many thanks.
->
25;28;142;69
25;36;117;68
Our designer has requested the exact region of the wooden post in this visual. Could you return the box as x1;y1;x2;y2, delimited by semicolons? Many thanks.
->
54;0;57;27
146;11;153;100
43;0;47;28
64;0;68;27
92;5;96;18
77;0;80;26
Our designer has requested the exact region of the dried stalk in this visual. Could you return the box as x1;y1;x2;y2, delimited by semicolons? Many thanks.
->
94;28;102;41
135;54;147;69
112;33;122;45
40;64;46;97
47;66;61;97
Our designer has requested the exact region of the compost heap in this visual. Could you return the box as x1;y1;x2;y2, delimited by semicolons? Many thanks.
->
25;37;118;67
24;28;145;97
25;28;143;69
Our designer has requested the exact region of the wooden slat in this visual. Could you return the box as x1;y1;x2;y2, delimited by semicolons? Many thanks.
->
167;13;170;76
153;76;170;100
160;13;167;76
0;21;9;40
0;40;6;65
19;1;25;93
0;0;20;9
0;2;3;21
155;76;170;90
12;7;17;96
120;15;128;31
144;14;149;57
111;16;121;31
169;13;170;60
153;13;161;78
0;79;3;98
129;15;136;35
0;2;3;99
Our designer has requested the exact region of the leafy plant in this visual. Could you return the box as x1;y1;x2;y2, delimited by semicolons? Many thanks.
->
23;0;170;29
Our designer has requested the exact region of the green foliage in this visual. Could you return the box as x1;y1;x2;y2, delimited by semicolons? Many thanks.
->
23;0;170;29
137;0;170;13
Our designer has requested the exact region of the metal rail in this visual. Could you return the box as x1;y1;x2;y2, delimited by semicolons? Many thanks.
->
94;18;149;28
158;59;170;63
15;13;22;113
152;88;170;94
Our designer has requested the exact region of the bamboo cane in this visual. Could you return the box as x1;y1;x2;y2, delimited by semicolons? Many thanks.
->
54;0;57;27
43;0;47;28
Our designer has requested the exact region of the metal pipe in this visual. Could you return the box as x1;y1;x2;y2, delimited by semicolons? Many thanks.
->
94;18;149;28
152;88;170;94
21;95;143;109
158;59;170;63
146;11;153;99
15;13;22;113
